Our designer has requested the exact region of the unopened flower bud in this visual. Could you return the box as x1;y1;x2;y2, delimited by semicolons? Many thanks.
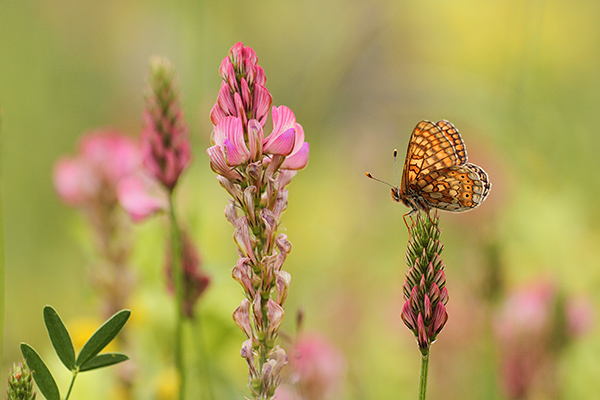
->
6;361;36;400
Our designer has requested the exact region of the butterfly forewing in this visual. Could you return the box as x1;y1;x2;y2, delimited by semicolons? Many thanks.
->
401;120;463;191
436;120;467;165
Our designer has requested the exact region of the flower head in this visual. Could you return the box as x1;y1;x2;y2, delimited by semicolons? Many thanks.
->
400;212;448;354
6;361;36;400
287;334;345;400
54;130;140;207
141;56;191;191
211;42;271;127
165;231;211;319
494;280;593;399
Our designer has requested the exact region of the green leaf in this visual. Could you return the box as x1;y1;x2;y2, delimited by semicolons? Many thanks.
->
79;352;129;372
75;309;130;367
43;305;76;371
20;343;61;400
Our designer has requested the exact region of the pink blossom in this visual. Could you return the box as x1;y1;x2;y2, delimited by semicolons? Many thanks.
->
141;57;191;191
263;106;299;156
211;116;250;166
494;280;593;399
165;231;211;319
116;173;167;222
288;334;345;400
211;42;272;127
53;130;140;207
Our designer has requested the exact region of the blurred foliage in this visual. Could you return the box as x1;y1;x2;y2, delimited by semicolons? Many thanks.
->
1;0;600;399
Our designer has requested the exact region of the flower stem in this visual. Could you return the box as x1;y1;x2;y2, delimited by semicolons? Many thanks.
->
64;372;78;400
418;350;430;400
0;116;4;362
169;191;186;400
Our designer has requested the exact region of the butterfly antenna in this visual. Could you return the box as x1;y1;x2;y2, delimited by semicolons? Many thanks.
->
393;149;399;188
365;172;395;188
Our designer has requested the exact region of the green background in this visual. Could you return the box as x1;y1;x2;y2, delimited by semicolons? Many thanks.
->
1;0;599;398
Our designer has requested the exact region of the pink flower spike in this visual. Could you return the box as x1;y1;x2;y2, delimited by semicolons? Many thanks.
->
281;142;309;170
117;174;167;222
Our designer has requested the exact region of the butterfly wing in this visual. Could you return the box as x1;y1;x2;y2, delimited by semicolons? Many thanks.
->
400;120;467;192
436;120;467;165
411;163;491;211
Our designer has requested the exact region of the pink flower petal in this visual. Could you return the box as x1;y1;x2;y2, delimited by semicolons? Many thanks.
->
206;145;241;180
271;105;296;136
281;142;309;170
117;174;167;222
53;158;98;205
264;128;296;156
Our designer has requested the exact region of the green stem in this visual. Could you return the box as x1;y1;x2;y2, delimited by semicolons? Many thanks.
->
169;192;186;400
0;114;4;362
418;351;430;400
64;372;78;400
193;318;215;400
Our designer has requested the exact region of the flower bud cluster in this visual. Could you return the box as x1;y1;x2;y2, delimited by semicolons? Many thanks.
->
208;42;309;399
142;56;191;192
400;213;449;354
6;361;36;400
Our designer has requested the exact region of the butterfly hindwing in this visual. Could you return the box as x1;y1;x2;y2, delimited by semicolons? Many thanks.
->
411;163;491;212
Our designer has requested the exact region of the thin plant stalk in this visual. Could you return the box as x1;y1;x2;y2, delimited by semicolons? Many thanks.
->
64;373;78;400
418;351;429;400
169;191;186;400
0;115;4;362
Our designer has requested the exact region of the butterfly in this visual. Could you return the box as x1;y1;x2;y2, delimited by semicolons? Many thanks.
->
367;120;491;229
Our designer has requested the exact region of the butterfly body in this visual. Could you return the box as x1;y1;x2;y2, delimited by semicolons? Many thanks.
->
368;120;491;226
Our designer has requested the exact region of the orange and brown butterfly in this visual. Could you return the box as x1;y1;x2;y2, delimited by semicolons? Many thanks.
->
366;120;491;229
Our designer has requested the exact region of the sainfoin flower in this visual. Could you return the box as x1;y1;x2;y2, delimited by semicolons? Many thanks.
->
142;56;191;191
279;334;345;400
165;230;211;319
209;42;309;399
494;280;592;399
54;130;140;208
400;212;449;354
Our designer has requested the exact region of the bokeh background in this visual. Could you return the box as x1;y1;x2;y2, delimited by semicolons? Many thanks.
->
1;0;600;399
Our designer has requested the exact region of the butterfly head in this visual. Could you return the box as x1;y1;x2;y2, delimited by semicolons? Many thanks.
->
391;187;402;203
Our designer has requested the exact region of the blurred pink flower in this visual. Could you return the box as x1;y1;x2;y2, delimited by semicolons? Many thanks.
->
142;56;191;191
287;334;345;400
494;280;593;399
165;231;211;319
117;173;167;222
54;130;140;207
